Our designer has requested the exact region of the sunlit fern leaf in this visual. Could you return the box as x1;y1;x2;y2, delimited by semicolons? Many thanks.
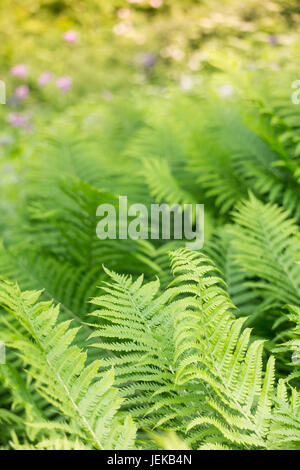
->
169;248;276;449
89;267;177;426
90;250;281;449
0;280;136;450
0;244;102;363
10;432;92;450
267;380;300;450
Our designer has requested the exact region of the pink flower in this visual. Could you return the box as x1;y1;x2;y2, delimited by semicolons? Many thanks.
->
8;113;32;131
113;22;132;36
56;76;72;93
149;0;163;7
38;71;53;86
10;64;28;78
8;113;27;127
15;84;29;100
63;30;79;43
117;8;131;19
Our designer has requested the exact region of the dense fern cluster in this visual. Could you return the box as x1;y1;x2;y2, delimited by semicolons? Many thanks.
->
1;73;300;450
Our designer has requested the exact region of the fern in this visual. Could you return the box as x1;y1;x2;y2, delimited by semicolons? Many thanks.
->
168;249;276;449
0;280;136;450
87;250;299;449
89;267;177;427
232;194;300;307
1;72;300;450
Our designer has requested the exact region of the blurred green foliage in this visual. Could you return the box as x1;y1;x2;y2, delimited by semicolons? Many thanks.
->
1;0;300;233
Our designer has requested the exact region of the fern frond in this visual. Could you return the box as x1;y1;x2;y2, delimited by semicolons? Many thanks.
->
90;267;177;426
232;194;300;307
0;280;136;449
169;248;277;449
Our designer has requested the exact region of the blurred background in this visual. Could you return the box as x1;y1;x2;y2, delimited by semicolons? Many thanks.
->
0;0;299;209
0;0;299;106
